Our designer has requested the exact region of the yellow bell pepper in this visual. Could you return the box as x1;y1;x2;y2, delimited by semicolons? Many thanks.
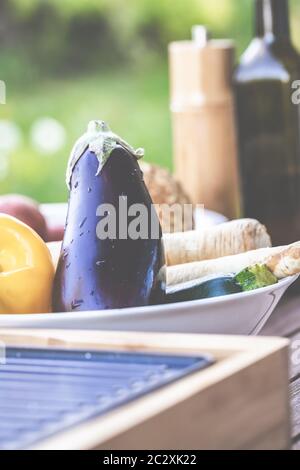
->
0;214;54;314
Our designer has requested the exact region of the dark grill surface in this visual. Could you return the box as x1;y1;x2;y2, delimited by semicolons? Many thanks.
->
0;347;212;449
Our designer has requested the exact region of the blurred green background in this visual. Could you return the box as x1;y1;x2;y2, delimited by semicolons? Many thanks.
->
1;0;300;203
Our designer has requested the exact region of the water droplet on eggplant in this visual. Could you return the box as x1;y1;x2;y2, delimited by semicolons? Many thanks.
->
79;217;87;228
71;299;83;310
96;260;105;266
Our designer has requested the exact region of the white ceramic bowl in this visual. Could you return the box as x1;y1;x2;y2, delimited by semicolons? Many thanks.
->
5;203;291;335
0;275;297;335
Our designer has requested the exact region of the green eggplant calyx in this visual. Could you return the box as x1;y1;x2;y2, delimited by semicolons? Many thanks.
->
234;264;278;291
66;120;145;189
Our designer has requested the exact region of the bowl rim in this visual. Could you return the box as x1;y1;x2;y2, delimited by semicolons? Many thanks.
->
0;274;297;322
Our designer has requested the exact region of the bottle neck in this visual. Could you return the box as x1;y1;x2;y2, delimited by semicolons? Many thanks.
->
255;0;290;41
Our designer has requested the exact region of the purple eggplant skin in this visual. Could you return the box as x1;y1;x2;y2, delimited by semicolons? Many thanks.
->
52;146;166;312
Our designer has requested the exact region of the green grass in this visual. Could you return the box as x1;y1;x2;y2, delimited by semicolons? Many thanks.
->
0;63;172;202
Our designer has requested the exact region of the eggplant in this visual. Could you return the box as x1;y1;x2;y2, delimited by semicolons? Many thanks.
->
52;121;166;312
166;265;277;305
166;276;243;304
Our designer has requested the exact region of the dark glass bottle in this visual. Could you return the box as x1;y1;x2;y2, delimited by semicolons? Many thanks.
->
234;0;300;246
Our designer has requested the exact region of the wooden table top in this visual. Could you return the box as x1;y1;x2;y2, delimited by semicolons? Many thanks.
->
260;294;300;450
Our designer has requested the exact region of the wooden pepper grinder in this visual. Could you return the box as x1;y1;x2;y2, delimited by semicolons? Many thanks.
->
169;26;240;219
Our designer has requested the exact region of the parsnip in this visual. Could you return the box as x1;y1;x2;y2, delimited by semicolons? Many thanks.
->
266;243;300;278
49;219;270;269
163;219;271;266
167;242;300;286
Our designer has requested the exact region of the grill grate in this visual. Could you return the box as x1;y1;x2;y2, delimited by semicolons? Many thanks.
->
0;347;213;450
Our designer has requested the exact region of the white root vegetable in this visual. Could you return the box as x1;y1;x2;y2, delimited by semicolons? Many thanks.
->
266;243;300;279
167;242;300;286
49;239;300;287
163;219;271;266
